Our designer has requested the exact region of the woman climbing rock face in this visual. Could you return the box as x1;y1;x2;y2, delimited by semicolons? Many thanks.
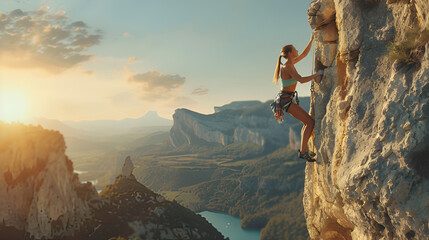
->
271;33;322;162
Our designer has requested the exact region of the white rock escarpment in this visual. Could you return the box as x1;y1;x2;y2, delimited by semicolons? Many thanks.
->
305;0;428;239
0;122;99;239
169;99;311;149
170;108;266;147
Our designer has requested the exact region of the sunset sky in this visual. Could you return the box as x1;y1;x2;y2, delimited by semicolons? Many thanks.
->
0;0;314;121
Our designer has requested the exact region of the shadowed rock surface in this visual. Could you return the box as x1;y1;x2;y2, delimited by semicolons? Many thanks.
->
305;0;429;239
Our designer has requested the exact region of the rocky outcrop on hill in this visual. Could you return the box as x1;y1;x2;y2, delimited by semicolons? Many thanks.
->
169;99;310;149
94;158;226;240
0;122;99;239
122;156;135;178
305;0;428;239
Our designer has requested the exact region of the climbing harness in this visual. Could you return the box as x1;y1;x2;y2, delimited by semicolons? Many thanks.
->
270;90;300;124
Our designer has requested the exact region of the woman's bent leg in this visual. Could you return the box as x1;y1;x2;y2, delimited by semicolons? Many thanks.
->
287;102;314;153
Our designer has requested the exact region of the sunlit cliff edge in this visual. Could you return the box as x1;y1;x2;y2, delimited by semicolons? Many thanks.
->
0;122;99;239
305;0;428;239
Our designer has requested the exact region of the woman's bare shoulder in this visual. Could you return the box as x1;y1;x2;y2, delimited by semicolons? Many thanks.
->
283;63;295;71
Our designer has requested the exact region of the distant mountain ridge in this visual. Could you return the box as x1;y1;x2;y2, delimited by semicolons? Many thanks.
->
28;117;88;138
29;111;172;137
63;111;173;134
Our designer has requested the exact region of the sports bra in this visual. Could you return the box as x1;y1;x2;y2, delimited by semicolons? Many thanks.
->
280;65;297;87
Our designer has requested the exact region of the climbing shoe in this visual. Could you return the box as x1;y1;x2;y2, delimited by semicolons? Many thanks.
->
298;150;316;162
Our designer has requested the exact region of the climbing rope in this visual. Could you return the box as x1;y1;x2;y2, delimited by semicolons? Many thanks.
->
310;37;316;155
311;39;315;94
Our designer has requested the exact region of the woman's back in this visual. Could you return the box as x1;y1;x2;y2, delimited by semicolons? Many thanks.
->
280;64;297;91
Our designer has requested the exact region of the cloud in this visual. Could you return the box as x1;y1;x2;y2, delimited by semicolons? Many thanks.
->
192;87;209;95
126;70;198;113
129;70;185;92
123;32;131;37
128;57;136;64
0;7;101;74
128;70;189;103
70;21;88;29
47;10;67;20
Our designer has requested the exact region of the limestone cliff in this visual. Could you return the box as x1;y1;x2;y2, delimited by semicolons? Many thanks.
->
0;122;99;239
305;0;428;239
169;99;310;149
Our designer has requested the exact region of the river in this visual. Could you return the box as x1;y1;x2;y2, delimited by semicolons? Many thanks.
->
198;211;261;240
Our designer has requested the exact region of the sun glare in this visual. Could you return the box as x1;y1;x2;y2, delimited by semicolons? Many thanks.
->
0;91;30;123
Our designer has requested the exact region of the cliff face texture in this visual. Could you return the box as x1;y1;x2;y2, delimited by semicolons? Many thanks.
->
0;122;99;239
305;0;429;239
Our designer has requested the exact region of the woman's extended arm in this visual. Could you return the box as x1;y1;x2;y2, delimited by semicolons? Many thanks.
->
285;64;317;83
293;34;314;63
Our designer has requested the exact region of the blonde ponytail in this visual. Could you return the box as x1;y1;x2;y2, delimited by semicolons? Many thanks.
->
273;55;282;86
